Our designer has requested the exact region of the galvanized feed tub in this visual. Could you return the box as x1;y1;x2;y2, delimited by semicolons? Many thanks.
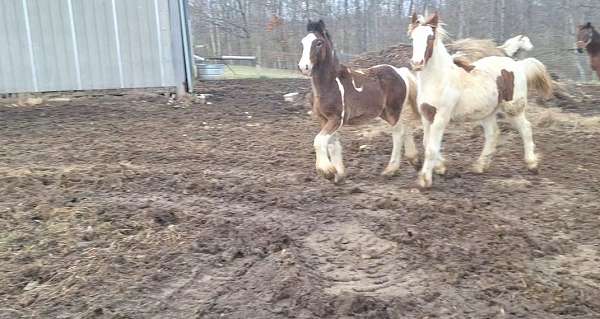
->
196;63;225;80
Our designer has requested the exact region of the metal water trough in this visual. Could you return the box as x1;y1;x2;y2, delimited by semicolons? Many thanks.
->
196;63;225;80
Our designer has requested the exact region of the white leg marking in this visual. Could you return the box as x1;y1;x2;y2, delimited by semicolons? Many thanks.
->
314;133;336;178
382;123;404;176
508;112;538;171
419;113;450;187
328;134;346;182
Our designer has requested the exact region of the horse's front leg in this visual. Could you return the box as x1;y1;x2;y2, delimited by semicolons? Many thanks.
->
420;113;446;175
328;133;346;184
418;107;451;188
314;117;342;181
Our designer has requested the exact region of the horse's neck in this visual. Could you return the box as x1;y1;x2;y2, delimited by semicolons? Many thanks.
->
589;29;600;54
311;62;340;98
422;40;454;80
499;39;519;57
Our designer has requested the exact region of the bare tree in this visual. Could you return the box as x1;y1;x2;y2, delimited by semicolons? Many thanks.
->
189;0;600;80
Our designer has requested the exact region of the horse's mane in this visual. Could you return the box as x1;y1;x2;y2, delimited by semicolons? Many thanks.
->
592;24;600;42
434;24;450;41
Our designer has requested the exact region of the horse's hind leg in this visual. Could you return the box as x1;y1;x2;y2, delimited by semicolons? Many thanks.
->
508;112;538;173
403;125;420;169
328;133;346;184
398;103;420;169
473;115;500;173
382;123;405;177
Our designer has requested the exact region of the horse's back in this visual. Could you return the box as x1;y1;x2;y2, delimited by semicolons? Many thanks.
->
347;64;414;125
473;56;519;72
472;56;528;88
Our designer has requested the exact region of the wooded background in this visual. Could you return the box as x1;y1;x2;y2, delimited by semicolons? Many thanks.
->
189;0;600;81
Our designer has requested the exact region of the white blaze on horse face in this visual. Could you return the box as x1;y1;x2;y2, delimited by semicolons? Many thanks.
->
410;26;434;69
299;33;317;75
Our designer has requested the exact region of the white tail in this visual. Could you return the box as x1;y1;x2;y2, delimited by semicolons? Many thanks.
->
518;58;553;99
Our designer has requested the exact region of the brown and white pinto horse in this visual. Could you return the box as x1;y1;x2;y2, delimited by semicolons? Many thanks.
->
409;13;553;188
577;22;600;79
299;20;419;183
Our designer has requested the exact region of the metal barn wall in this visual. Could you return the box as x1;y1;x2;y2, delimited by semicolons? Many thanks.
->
0;0;186;94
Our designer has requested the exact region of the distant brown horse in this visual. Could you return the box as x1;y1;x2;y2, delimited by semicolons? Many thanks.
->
577;22;600;79
298;20;419;183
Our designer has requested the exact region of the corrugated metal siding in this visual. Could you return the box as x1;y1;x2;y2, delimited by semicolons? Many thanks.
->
0;0;36;92
0;0;181;93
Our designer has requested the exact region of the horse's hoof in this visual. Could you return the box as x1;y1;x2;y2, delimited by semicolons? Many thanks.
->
527;164;539;175
417;174;432;189
317;165;337;180
434;164;447;176
472;163;487;174
381;165;399;177
334;174;346;185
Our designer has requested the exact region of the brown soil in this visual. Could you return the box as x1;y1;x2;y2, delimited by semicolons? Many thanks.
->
1;79;600;319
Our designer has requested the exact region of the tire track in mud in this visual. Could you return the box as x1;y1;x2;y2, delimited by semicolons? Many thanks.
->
303;221;429;297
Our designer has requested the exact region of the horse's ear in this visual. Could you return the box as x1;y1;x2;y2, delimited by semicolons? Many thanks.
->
426;12;439;26
411;12;418;25
318;19;326;30
585;22;592;28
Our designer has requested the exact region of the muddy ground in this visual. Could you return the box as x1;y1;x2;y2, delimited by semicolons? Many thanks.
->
1;79;600;319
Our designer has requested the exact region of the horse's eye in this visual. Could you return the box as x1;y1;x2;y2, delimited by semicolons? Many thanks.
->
316;41;323;47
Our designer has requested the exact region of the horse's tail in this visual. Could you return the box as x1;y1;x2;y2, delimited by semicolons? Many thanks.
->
518;58;553;99
394;67;420;121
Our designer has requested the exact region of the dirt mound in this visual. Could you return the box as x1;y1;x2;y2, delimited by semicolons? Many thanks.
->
545;81;600;116
348;44;413;69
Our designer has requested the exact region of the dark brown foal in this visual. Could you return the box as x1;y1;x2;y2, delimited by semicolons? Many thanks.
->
577;22;600;79
298;20;419;183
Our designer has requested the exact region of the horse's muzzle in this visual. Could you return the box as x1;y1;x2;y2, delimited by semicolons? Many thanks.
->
298;64;312;76
411;63;424;71
576;40;590;50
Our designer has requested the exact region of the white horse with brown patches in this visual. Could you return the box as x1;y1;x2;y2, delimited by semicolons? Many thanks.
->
299;20;419;183
499;35;534;58
408;13;553;188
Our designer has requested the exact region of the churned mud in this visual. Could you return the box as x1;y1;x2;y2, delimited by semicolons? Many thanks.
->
1;79;599;318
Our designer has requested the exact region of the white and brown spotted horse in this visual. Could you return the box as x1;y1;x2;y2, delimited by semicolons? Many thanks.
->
409;13;553;188
299;20;419;183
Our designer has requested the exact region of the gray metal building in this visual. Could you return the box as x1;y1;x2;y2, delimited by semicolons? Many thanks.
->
0;0;193;94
